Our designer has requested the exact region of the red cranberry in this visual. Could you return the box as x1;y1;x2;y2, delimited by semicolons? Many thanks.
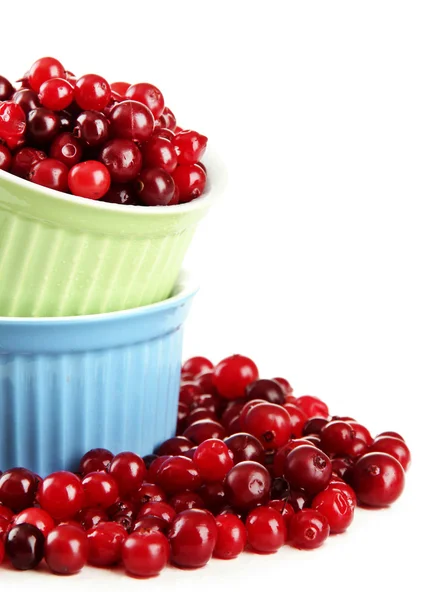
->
136;166;175;206
295;395;329;418
212;355;259;400
132;516;168;535
0;143;12;171
39;78;73;111
326;479;357;510
107;499;137;520
272;377;293;395
199;481;227;513
183;419;226;444
238;399;268;429
351;452;405;507
113;513;133;532
246;378;285;405
179;381;203;406
50;132;83;167
246;506;286;553
77;507;108;530
27;107;60;146
110;100;154;142
214;513;246;559
267;499;295;529
141;135;177;173
168;508;217;568
311;487;354;534
29;158;69;192
376;431;405;441
123;530;169;577
109;452;146;496
0;468;38;512
195;371;218;395
172;163;206;202
349;422;373;445
45;525;88;575
147;456;171;483
155;456;201;494
12;508;55;537
157;436;194;456
284;445;332;495
182;356;213;378
173;130;208;164
87;521;127;566
102;184;136;205
137;501;176;524
38;471;84;520
193;439;234;482
82;471;119;509
170;491;205;513
68;160;111;200
5;523;45;570
274;440;315;477
12;89;40;115
224;433;265;465
0;75;14;101
368;436;411;471
74;110;109;147
302;417;329;436
75;74;110;111
0;102;26;139
302;434;322;448
80;448;113;474
142;454;158;469
125;83;164;119
331;457;354;480
225;461;271;510
99;138;142;183
287;509;330;549
29;57;65;92
280;403;308;438
244;403;291;450
321;420;356;455
111;82;130;97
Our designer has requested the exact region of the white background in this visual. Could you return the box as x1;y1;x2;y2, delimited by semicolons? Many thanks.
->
1;0;432;596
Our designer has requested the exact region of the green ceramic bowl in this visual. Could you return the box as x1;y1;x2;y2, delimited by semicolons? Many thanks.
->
0;150;223;317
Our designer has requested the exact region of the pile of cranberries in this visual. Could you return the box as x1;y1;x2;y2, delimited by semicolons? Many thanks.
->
0;58;208;206
0;354;410;578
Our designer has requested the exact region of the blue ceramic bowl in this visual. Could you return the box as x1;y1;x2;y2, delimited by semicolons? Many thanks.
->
0;274;197;476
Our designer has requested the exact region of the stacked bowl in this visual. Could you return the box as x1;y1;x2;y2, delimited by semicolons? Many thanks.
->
0;149;222;475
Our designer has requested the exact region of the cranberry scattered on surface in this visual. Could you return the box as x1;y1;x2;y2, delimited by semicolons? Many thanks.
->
6;523;45;570
82;471;119;509
168;509;217;569
12;507;55;537
287;509;330;549
246;506;286;553
351;452;405;507
87;521;127;567
284;445;332;495
212;355;259;400
122;530;169;577
193;439;234;482
243;403;291;450
137;501;176;525
311;487;354;534
80;448;113;475
155;456;201;494
38;471;84;520
368;436;411;471
0;468;38;513
45;524;88;575
225;461;271;510
214;513;247;559
109;452;146;496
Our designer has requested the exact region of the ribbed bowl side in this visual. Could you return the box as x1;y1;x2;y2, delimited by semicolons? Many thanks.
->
0;327;183;476
0;209;197;317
